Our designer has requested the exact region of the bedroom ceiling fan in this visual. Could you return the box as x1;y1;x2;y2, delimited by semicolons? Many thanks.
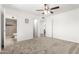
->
36;4;59;15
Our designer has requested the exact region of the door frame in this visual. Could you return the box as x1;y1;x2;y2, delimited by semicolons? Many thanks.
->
33;19;38;38
1;9;4;50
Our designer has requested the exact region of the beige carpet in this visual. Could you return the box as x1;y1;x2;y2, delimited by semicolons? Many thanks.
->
1;37;79;54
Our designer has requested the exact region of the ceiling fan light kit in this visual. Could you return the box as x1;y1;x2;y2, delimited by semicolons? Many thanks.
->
44;10;50;14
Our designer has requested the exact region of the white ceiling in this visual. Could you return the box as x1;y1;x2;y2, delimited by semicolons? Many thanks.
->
3;4;79;16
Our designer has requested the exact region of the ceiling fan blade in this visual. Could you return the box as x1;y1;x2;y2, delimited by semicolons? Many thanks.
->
36;9;44;11
50;11;53;14
51;6;59;10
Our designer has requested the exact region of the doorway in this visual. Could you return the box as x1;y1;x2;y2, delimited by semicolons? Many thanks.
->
40;18;46;37
5;18;17;47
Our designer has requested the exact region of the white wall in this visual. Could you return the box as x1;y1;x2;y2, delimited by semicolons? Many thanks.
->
37;18;41;37
4;7;37;41
53;8;79;43
0;5;1;51
46;16;53;37
0;5;3;51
